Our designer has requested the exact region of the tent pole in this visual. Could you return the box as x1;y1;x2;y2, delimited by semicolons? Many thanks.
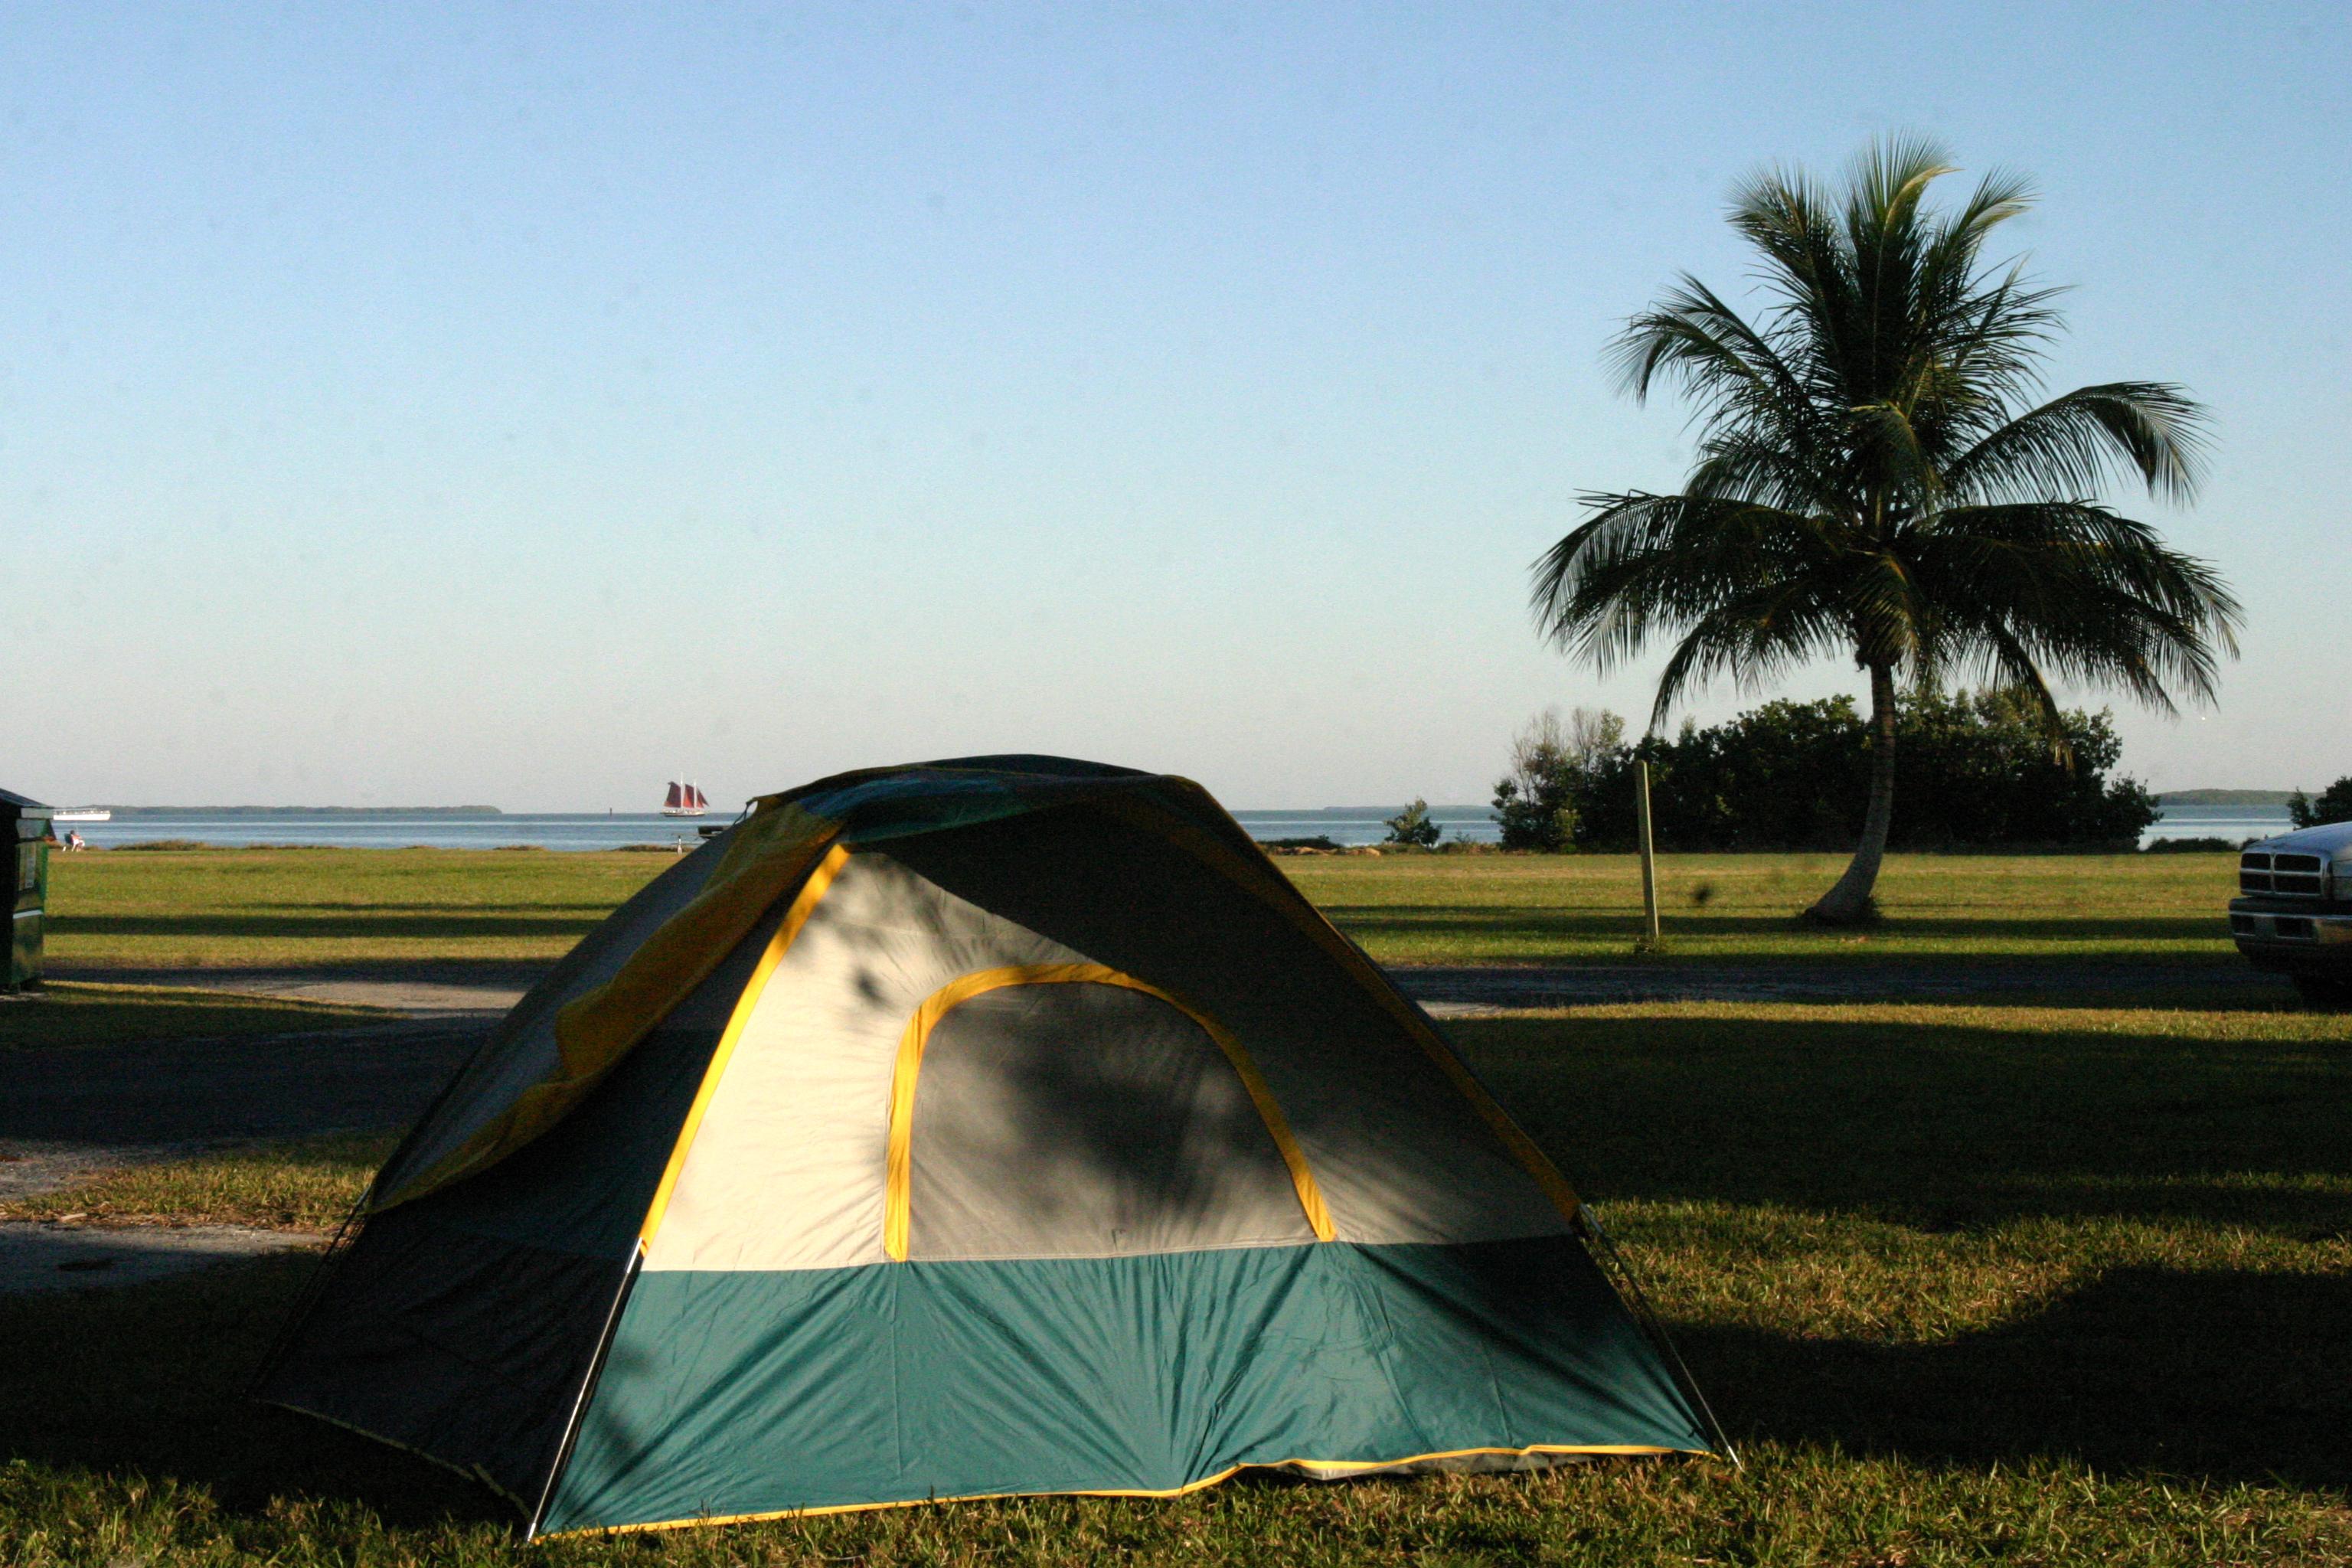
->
524;1242;647;1540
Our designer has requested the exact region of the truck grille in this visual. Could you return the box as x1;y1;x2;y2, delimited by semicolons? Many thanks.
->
2240;850;2326;897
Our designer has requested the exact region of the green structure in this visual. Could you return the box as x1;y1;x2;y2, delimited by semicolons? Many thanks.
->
3;789;52;991
259;758;1717;1537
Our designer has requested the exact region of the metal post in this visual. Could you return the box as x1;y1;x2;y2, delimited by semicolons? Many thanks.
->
1635;761;1661;948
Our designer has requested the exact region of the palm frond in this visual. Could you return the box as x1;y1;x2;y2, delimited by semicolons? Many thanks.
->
1945;383;2210;504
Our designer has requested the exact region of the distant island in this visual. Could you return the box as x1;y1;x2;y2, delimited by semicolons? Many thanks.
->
95;805;505;817
2156;789;2297;806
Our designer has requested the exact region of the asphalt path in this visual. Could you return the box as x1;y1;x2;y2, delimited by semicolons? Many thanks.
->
1400;960;2263;1014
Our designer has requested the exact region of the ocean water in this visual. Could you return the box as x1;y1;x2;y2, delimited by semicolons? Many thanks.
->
2137;802;2298;846
53;801;2295;852
64;813;720;852
1229;809;1502;846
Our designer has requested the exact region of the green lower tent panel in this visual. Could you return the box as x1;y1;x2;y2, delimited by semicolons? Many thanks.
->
542;1235;1707;1534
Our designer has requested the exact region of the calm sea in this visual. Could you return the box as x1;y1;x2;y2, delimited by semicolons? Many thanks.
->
59;801;2292;852
66;813;722;852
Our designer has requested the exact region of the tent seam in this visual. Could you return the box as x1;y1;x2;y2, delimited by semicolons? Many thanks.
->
638;842;854;1251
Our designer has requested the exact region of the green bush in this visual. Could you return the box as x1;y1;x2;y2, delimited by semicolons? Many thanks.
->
1382;799;1442;848
1492;708;1619;850
2288;778;2352;828
1501;689;2159;852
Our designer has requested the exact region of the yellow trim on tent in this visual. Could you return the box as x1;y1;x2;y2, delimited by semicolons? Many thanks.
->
639;841;854;1249
1092;789;1583;1225
537;1443;1696;1537
881;962;1335;1262
374;802;844;1212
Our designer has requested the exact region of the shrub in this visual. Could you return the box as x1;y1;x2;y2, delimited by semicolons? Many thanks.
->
1492;707;1620;851
1508;688;2159;852
2289;778;2352;828
1382;800;1442;848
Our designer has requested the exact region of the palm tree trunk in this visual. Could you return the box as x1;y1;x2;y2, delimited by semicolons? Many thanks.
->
1807;661;1897;925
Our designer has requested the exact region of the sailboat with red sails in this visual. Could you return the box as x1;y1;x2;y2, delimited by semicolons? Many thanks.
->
661;779;709;818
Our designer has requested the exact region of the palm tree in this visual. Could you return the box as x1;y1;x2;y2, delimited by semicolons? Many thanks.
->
1531;139;2239;923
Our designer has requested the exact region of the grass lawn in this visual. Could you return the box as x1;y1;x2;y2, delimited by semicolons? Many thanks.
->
0;1134;396;1230
41;848;679;973
0;982;389;1050
1284;850;2244;965
44;845;2244;972
3;997;2345;1563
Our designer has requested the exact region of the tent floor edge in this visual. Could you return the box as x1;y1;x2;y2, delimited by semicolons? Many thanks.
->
527;1244;648;1541
532;1444;1708;1540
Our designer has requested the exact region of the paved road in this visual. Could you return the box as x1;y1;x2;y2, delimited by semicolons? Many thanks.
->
55;963;540;1019
1400;960;2265;1014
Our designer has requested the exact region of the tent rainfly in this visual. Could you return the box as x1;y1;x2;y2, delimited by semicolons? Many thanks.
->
256;757;1720;1537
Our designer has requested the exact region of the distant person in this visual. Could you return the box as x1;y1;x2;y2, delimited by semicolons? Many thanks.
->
65;829;85;851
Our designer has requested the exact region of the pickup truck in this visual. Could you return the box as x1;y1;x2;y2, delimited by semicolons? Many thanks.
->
2230;821;2352;1005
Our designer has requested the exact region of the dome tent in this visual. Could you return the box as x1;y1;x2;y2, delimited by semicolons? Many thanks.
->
257;757;1719;1537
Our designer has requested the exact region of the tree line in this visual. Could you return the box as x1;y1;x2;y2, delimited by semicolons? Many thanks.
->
1493;691;2158;853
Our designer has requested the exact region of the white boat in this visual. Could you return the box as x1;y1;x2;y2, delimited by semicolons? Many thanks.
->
52;807;111;823
661;780;709;818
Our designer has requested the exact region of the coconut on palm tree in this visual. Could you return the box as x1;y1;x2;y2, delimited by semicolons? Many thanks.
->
1531;139;2239;924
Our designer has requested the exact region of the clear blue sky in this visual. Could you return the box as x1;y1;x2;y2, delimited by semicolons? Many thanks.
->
7;3;2346;810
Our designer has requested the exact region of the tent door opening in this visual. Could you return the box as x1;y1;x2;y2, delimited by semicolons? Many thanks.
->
890;971;1331;1261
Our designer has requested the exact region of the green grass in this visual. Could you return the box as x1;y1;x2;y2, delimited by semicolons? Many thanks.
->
45;847;2244;974
44;848;673;972
1282;851;2244;965
0;982;389;1050
3;997;2346;1563
0;1134;395;1230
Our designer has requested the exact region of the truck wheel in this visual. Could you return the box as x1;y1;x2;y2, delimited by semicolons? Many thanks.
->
2292;976;2352;1010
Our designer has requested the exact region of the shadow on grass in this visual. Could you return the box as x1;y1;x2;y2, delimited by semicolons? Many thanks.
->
2;1254;2344;1537
48;913;608;942
1327;903;2230;953
51;957;560;988
1684;1266;2352;1492
3;996;2340;1532
1459;1013;2352;1233
0;1256;511;1532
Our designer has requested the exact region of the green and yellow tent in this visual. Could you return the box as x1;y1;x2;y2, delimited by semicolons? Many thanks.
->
257;757;1719;1537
